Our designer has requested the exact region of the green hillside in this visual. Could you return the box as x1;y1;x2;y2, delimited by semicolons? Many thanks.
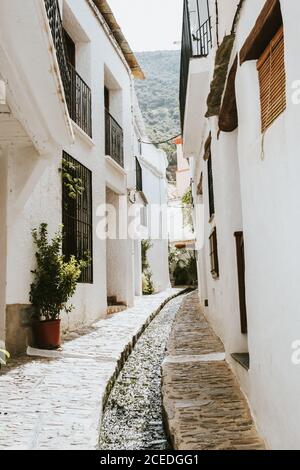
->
135;50;181;181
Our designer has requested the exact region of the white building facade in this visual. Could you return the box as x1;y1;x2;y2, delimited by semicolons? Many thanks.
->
0;0;168;356
181;0;300;449
133;99;170;294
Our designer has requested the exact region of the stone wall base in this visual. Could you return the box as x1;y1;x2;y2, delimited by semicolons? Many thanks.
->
5;304;34;357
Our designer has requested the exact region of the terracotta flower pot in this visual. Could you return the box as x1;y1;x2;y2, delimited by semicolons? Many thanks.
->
32;319;61;350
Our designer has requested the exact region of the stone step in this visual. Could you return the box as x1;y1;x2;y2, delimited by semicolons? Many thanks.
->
107;305;127;315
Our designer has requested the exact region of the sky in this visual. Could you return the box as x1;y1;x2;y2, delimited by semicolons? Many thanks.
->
107;0;183;52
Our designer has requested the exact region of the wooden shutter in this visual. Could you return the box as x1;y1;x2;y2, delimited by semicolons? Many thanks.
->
257;26;286;132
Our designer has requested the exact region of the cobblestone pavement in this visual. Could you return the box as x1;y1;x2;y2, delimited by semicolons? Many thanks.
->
100;295;185;450
162;291;265;450
0;289;182;450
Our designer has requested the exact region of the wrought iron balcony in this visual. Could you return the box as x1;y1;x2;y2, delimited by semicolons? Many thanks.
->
44;0;92;137
105;110;124;168
136;157;143;192
180;0;212;129
68;63;92;137
44;0;70;102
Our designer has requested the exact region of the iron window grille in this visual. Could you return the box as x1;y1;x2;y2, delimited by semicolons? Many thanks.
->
62;152;93;284
105;110;124;168
180;0;212;129
209;227;219;279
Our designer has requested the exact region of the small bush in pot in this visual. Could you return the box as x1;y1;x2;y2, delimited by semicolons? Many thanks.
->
29;223;88;350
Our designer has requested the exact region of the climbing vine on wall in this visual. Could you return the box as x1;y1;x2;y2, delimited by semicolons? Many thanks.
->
59;159;85;200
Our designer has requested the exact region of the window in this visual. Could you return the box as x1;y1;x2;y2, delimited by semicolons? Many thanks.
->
63;29;76;67
207;148;215;219
209;227;219;279
257;26;286;132
234;232;248;334
62;152;93;283
104;87;110;111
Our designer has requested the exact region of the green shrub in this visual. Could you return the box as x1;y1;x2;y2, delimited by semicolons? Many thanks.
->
142;270;155;295
29;223;89;321
141;239;155;295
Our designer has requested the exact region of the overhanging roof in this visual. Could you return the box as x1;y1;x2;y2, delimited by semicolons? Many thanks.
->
91;0;145;80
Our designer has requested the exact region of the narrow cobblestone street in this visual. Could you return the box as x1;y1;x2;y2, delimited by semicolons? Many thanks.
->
162;291;265;450
0;289;181;450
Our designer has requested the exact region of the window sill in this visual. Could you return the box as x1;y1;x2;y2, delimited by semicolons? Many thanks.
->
231;353;250;371
105;155;127;176
72;121;95;147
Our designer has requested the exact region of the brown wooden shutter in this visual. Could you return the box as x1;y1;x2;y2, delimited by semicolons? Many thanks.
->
257;26;286;132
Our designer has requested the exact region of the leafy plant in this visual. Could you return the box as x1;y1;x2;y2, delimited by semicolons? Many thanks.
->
141;239;155;295
29;224;89;321
169;245;198;286
182;187;194;232
141;239;152;272
60;159;85;200
0;348;10;367
142;271;155;296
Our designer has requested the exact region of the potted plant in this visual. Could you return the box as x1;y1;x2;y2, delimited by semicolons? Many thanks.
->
29;223;88;350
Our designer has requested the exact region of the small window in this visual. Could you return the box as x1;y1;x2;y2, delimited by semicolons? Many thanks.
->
257;26;286;132
62;152;93;284
234;232;248;334
104;87;110;111
63;29;76;67
209;227;219;279
207;147;215;219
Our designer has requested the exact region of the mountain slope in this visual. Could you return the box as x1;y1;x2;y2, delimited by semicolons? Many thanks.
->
135;50;181;181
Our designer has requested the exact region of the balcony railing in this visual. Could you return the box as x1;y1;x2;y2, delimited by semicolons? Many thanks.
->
45;0;70;102
105;110;124;168
180;0;212;129
69;63;92;137
136;157;143;191
44;0;92;137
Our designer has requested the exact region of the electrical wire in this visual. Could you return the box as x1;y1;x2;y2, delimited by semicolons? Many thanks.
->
139;133;181;145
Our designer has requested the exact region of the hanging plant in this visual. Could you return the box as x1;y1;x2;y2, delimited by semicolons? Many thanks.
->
59;158;85;200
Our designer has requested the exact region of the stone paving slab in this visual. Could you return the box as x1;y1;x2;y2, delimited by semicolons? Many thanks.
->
162;291;265;450
0;288;182;450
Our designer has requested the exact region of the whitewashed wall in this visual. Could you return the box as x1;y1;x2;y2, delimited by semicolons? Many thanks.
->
139;143;170;293
0;0;137;341
187;0;300;450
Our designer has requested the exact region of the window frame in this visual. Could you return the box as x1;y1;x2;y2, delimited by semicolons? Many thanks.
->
62;152;93;284
209;227;219;279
